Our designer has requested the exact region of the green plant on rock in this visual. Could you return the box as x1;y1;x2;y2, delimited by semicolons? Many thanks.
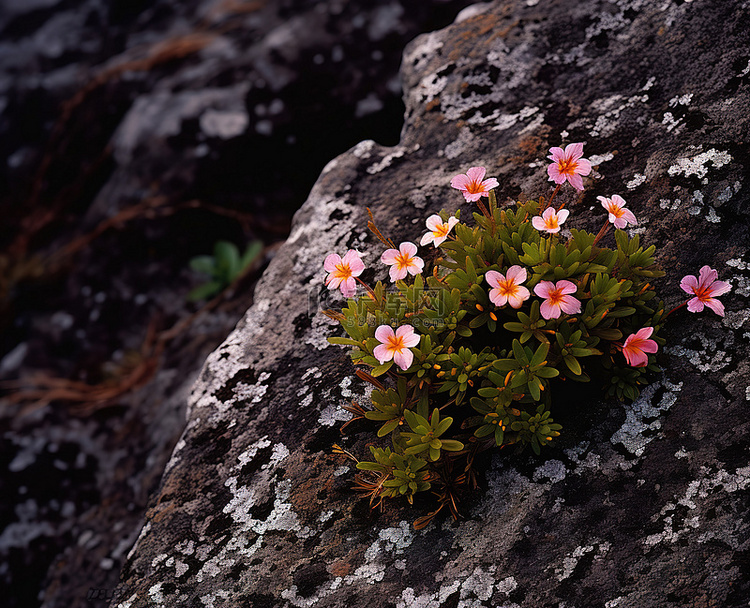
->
322;144;732;527
188;239;263;301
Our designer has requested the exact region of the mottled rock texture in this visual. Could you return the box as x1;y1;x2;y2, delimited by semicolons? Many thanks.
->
113;0;750;606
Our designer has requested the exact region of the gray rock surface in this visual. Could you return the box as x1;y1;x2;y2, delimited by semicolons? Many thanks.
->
114;0;750;606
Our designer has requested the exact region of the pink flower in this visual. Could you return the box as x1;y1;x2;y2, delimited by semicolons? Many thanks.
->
680;265;731;316
381;242;424;282
532;207;569;234
324;250;365;297
373;325;421;370
598;195;637;229
485;266;530;309
450;167;499;202
533;280;581;320
547;143;592;191
420;214;459;247
622;327;658;368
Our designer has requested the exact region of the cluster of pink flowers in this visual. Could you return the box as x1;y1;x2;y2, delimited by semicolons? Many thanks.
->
324;145;733;373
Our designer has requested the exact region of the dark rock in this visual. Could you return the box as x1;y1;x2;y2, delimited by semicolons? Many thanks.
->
112;0;750;606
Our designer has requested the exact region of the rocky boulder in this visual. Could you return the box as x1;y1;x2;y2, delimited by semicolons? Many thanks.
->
114;1;750;606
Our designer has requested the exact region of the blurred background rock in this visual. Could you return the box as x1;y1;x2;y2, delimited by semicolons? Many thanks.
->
0;1;478;606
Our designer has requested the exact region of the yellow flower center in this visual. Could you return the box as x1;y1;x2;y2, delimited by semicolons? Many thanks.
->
434;223;450;238
497;278;519;298
334;262;352;279
557;158;578;176
395;252;413;270
387;334;407;353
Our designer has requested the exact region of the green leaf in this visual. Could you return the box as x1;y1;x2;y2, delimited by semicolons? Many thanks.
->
189;255;216;275
188;281;223;302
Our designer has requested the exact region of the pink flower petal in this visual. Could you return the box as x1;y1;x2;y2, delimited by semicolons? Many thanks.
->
507;286;530;309
612;216;627;229
447;217;460;229
381;248;399;265
450;174;471;190
399;242;418;257
466;167;486;182
559;295;582;315
548;147;565;162
343;250;365;274
485;270;502;289
634;326;654;340
624;348;648;368
463;190;482;202
556;209;570;224
611;194;627;207
399;327;421;348
704;298;725;316
567;173;584;191
506;265;527;284
374;325;394;343
680;274;699;294
557;280;578;295
686;297;705;313
698;265;718;286
340;277;357;297
621;208;637;226
707;280;731;297
393;348;413;371
326;275;343;289
389;265;407;282
534;281;554;299
565;142;584;161
531;216;546;231
575;158;592;176
482;178;499;190
425;214;442;231
547;164;564;183
420;232;435;246
324;253;342;272
489;289;508;307
373;344;393;364
540;300;560;320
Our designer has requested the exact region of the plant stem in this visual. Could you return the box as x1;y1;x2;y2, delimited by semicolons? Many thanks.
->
356;276;378;301
665;301;687;318
543;184;562;211
592;219;611;246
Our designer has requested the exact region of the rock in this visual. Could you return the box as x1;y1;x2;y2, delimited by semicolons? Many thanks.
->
112;0;750;606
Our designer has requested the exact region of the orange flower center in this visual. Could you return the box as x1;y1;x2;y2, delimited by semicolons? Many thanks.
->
547;288;564;305
694;285;713;302
387;335;407;353
335;262;353;279
395;252;413;270
497;279;519;297
465;179;484;194
606;203;624;218
434;223;450;238
544;215;560;230
557;158;578;176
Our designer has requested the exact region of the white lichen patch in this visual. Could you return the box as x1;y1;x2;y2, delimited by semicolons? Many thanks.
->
395;565;509;608
532;459;567;484
554;541;611;581
626;173;647;189
664;330;734;373
643;465;750;548
610;380;683;458
568;92;650;138
667;147;732;180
